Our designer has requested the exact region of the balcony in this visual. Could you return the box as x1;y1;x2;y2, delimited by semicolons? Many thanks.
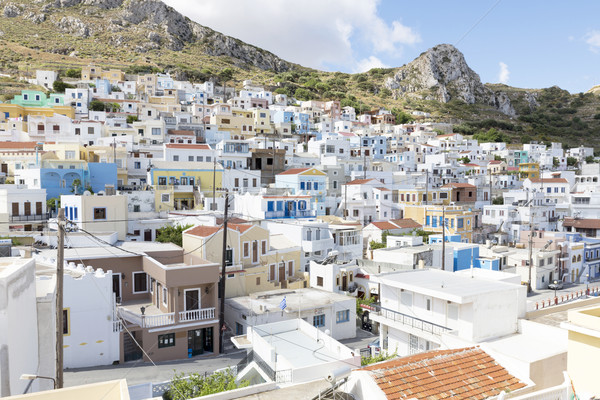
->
265;209;316;219
302;238;335;253
10;212;51;222
366;304;452;336
155;184;195;192
118;303;216;329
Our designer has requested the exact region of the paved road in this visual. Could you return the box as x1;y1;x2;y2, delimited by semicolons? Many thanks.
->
64;327;376;388
526;280;600;311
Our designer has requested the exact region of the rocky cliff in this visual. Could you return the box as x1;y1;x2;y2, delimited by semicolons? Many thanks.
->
0;0;290;72
385;44;515;115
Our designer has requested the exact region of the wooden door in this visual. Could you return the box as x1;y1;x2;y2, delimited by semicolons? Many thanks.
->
144;229;152;241
252;241;258;264
279;264;286;284
24;202;31;216
11;202;18;216
185;289;200;311
36;202;42;215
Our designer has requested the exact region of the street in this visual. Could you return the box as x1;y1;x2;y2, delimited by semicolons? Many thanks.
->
64;327;376;388
526;280;600;311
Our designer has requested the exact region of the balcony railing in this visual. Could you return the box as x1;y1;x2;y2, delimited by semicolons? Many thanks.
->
265;209;316;219
118;306;216;328
10;212;51;222
366;304;452;336
178;307;215;322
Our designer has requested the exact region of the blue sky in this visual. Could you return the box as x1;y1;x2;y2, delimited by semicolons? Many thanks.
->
163;0;600;93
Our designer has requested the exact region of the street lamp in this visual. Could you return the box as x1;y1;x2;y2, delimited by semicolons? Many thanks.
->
20;374;56;389
553;280;558;299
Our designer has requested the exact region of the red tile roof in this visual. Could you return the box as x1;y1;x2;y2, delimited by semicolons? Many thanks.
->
442;182;477;188
563;218;600;230
345;178;381;185
185;223;253;237
529;178;568;183
165;144;211;150
362;347;527;399
0;141;38;149
370;221;400;230
277;167;310;175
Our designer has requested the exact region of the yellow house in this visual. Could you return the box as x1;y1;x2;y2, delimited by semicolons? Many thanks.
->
396;187;451;206
0;103;75;120
82;65;125;83
210;109;254;139
148;160;223;211
60;193;128;240
252;109;272;135
519;162;539;180
182;223;305;297
564;305;600;398
404;205;474;242
43;143;86;161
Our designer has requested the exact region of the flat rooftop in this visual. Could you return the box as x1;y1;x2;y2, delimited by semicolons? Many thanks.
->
377;269;522;304
36;241;183;261
0;257;34;278
226;288;352;315
256;328;342;369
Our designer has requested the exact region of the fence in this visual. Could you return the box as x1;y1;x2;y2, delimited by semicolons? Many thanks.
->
534;286;599;310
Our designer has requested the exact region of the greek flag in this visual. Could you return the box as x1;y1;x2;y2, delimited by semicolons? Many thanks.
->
279;296;287;311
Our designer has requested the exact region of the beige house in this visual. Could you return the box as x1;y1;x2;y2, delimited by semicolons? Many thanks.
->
183;223;305;297
61;193;128;240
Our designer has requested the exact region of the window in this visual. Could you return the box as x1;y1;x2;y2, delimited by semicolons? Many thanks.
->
63;309;70;335
256;277;260;285
243;242;249;258
173;155;179;161
162;286;168;306
161;194;170;203
196;156;203;162
336;310;350;323
151;127;161;136
158;333;175;348
401;292;412;307
317;276;324;287
425;297;432;311
447;303;458;320
132;272;148;293
261;240;267;255
269;264;275;281
88;127;94;135
93;208;106;220
133;205;140;212
134;161;141;169
313;314;325;327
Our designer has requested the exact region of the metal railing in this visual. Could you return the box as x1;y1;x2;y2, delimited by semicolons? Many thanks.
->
10;212;51;222
265;209;316;219
178;307;215;322
368;304;452;336
118;307;175;328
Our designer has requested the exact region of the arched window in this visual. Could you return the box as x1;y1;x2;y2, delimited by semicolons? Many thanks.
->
577;255;582;262
573;255;577;263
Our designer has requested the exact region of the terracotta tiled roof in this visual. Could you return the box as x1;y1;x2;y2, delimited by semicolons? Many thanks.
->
277;167;310;175
442;182;477;188
0;141;38;149
370;221;400;230
345;178;380;185
185;223;253;237
529;178;568;183
375;187;391;191
389;218;422;229
167;130;195;135
362;347;527;399
165;144;211;150
563;218;600;229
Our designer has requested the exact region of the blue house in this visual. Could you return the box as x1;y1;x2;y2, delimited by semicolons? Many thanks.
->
39;161;117;200
275;167;327;216
361;136;388;159
582;237;600;279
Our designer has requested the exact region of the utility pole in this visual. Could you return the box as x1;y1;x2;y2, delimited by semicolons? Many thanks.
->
363;149;366;179
212;157;216;211
218;192;229;354
489;169;493;205
425;169;429;205
56;208;65;388
344;181;347;220
272;137;275;185
113;137;116;165
441;205;445;271
527;202;534;294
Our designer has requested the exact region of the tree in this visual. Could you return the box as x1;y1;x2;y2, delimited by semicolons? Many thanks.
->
47;197;60;212
458;156;470;164
553;157;559;168
65;68;81;78
369;231;389;250
53;80;74;93
567;157;578;167
164;369;249;400
156;224;193;247
585;155;596;164
391;108;414;124
492;197;504;205
89;100;105;111
126;115;138;124
71;179;82;194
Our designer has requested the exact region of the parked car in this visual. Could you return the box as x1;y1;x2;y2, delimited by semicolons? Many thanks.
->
548;281;563;290
367;338;381;355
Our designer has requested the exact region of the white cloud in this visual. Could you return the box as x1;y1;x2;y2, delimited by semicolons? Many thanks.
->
162;0;420;71
355;56;390;73
585;30;600;52
498;62;510;84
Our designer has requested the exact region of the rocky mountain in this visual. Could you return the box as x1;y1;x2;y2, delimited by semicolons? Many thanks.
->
385;44;515;116
0;0;291;72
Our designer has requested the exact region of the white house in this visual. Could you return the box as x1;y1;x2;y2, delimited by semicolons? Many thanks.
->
370;269;526;357
224;288;356;340
63;263;121;368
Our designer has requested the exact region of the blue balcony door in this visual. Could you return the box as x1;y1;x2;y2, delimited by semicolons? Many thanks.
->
285;201;296;217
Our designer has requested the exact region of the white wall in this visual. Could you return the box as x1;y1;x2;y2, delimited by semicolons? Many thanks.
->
0;258;40;397
63;264;120;368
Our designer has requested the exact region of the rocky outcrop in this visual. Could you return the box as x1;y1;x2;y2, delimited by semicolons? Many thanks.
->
385;44;515;116
3;3;22;17
40;0;290;71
